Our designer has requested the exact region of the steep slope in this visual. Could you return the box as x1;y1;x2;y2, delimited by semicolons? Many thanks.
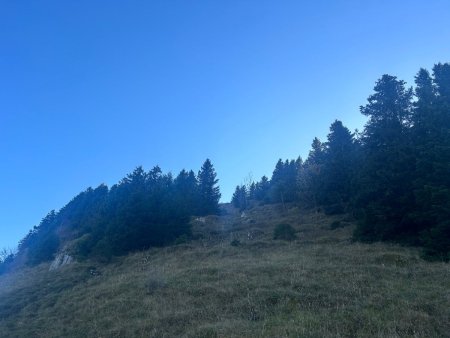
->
0;204;449;337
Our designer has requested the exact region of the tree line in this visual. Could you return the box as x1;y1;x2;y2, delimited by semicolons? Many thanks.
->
232;63;450;261
2;63;448;273
0;159;220;272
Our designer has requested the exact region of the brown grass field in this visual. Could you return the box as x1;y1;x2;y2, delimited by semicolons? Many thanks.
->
0;204;449;337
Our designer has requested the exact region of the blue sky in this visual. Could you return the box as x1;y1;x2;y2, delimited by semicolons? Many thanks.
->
1;0;449;250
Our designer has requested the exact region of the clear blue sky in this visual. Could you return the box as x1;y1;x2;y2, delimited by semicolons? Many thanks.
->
1;1;449;250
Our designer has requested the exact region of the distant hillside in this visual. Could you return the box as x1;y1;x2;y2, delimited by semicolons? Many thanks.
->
0;62;449;337
0;204;448;337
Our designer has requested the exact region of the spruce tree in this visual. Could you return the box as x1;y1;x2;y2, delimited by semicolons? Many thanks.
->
321;120;357;213
354;74;415;241
412;64;450;259
298;138;326;209
231;185;248;211
174;169;199;215
269;159;299;204
197;159;221;215
254;176;270;202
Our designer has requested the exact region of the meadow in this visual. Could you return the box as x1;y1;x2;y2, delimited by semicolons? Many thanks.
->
0;204;448;337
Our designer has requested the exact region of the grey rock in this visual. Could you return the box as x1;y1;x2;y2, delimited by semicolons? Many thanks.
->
49;253;73;271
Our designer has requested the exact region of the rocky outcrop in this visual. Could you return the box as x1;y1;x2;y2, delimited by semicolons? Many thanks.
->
49;253;73;271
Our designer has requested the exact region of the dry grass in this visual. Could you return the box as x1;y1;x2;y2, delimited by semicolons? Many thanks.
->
0;204;449;337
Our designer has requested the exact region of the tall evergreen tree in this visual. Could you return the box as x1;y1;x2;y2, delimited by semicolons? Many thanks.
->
298;138;326;209
254;175;270;202
248;182;257;200
197;159;221;215
231;185;248;211
305;137;325;166
320;120;357;213
269;158;300;204
354;74;415;241
174;169;199;215
411;64;450;259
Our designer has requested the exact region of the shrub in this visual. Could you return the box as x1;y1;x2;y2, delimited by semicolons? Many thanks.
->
230;239;240;247
273;223;296;241
330;220;343;230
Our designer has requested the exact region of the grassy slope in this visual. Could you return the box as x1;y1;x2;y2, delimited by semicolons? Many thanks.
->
0;204;449;338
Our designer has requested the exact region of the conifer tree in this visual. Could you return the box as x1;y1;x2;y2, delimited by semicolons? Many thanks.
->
254;176;270;202
354;74;415;241
249;182;257;200
174;169;199;215
298;138;326;209
231;185;248;210
411;64;450;259
197;159;221;215
269;159;299;204
321;120;357;213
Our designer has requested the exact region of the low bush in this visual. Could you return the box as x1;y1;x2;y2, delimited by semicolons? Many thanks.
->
273;223;296;241
230;239;240;246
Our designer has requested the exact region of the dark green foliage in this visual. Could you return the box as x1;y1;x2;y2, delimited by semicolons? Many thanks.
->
18;211;61;266
298;129;357;212
273;223;296;241
197;159;221;215
7;62;450;265
298;139;325;208
352;66;449;259
231;185;248;210
96;166;191;256
232;62;450;260
321;121;358;211
421;220;450;262
329;221;344;230
306;137;326;166
253;175;270;202
248;182;257;200
13;160;219;266
269;158;301;204
354;74;416;242
408;63;450;260
230;239;240;246
174;169;200;215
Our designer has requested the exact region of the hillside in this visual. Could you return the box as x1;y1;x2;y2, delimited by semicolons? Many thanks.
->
0;204;448;337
